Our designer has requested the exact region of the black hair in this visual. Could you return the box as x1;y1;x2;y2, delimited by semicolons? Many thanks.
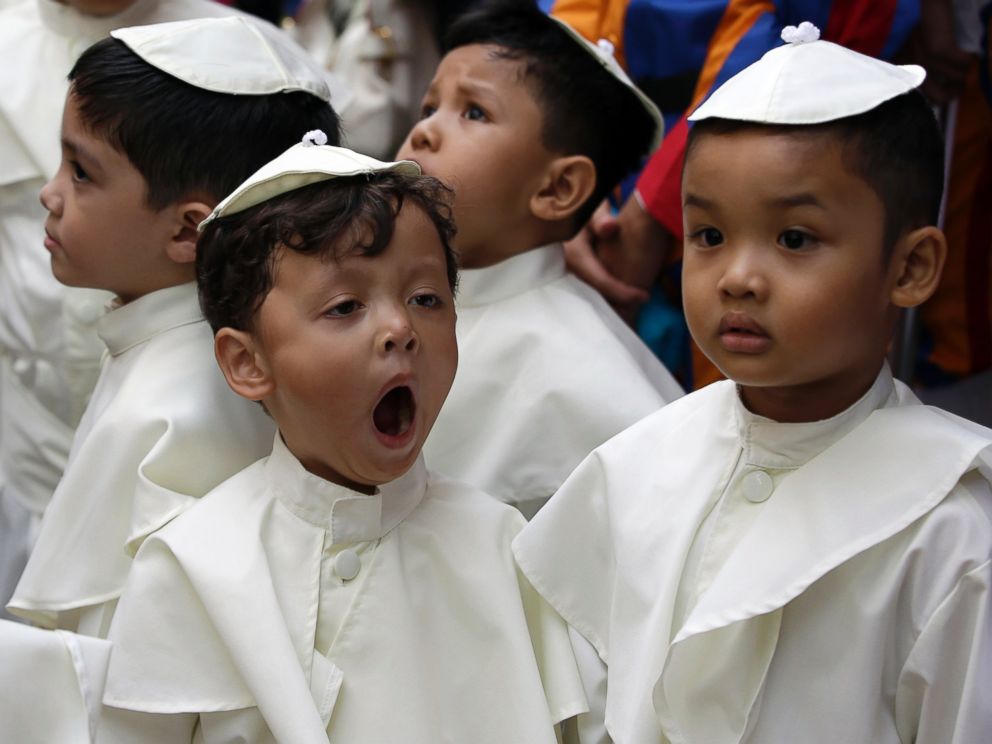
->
197;173;458;333
68;36;342;210
445;0;657;228
685;90;944;253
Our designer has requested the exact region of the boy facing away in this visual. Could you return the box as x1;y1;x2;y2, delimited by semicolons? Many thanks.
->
396;0;683;517
0;0;268;621
7;17;342;637
99;141;587;743
514;23;992;744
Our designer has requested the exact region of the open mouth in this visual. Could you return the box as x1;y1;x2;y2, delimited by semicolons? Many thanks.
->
373;386;415;438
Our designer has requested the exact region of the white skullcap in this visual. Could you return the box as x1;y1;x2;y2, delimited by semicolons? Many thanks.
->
689;21;925;125
199;132;421;231
111;16;331;100
547;16;664;150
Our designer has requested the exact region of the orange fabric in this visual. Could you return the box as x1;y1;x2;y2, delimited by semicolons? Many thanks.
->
549;0;629;68
919;62;992;378
690;0;775;107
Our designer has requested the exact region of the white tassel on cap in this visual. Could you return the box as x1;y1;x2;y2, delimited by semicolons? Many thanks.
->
781;21;820;44
302;129;328;147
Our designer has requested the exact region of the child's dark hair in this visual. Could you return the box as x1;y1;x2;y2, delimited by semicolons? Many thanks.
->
445;0;656;228
685;90;944;253
197;174;458;333
68;37;342;210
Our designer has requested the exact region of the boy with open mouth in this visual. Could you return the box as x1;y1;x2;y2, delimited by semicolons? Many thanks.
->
98;137;587;743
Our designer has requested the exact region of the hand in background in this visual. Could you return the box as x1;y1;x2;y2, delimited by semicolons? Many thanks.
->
563;196;673;325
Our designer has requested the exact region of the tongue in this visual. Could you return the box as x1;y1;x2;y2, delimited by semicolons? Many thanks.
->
374;387;413;436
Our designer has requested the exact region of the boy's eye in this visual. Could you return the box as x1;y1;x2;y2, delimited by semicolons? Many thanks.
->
419;103;437;119
463;104;487;122
689;227;723;247
325;299;361;317
69;161;89;183
779;229;814;250
411;293;442;309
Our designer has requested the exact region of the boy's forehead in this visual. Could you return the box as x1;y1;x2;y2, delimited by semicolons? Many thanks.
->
437;44;530;86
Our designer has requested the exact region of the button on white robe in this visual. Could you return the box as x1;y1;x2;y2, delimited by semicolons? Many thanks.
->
101;435;587;743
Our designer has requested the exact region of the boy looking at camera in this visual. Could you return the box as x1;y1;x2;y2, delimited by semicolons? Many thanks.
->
98;140;586;744
7;17;342;636
515;23;992;743
397;0;682;517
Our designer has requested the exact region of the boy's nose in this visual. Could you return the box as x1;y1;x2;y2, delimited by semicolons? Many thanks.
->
379;312;419;354
406;116;438;152
717;249;768;300
39;178;62;216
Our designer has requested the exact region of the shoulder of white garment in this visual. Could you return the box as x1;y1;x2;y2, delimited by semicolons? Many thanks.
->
8;299;274;621
104;459;276;711
513;380;734;655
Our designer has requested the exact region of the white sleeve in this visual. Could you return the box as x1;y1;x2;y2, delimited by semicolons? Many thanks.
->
896;558;992;743
563;626;612;744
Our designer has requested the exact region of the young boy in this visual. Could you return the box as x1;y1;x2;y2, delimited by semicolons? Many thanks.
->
98;139;586;743
514;23;992;743
0;0;266;620
396;0;683;517
7;17;342;637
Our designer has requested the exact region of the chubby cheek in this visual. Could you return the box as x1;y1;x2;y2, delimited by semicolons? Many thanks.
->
680;265;715;345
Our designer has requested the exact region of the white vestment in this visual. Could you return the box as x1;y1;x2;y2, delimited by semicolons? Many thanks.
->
8;283;274;634
100;435;587;743
0;619;111;743
515;366;992;743
423;243;683;515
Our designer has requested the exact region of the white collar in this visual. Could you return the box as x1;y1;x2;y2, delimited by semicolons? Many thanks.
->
732;364;896;470
267;433;427;545
97;282;203;357
456;243;566;308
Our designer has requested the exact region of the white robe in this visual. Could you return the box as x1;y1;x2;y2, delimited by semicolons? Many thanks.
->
0;619;111;743
8;283;275;634
514;366;992;743
100;434;587;744
0;0;249;615
423;243;683;515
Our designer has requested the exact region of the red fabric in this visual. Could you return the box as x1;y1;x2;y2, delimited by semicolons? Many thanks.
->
824;0;897;56
637;117;689;239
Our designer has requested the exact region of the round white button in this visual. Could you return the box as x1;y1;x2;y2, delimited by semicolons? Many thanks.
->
742;470;774;503
334;549;361;581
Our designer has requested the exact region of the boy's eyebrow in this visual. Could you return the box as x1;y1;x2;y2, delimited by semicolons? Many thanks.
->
683;193;714;209
772;192;825;209
61;136;101;174
455;78;500;101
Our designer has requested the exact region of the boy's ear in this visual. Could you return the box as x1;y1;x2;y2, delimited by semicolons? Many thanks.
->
166;200;214;265
889;225;947;308
214;327;274;402
530;155;596;223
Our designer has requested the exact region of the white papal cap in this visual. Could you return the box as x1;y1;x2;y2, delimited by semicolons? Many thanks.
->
199;131;421;231
689;21;925;125
110;16;331;100
547;16;664;150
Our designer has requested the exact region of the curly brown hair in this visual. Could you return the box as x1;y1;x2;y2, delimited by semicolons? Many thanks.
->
196;173;458;333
